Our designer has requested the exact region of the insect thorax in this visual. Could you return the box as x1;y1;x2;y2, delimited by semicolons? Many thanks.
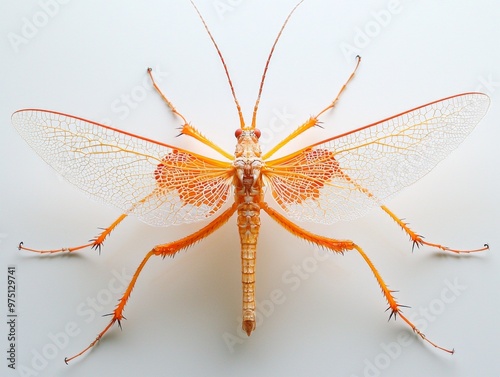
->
233;130;263;200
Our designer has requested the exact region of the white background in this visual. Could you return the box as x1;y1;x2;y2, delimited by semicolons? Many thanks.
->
1;1;499;376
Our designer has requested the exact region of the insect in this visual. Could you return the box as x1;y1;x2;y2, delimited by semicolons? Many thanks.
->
12;0;489;364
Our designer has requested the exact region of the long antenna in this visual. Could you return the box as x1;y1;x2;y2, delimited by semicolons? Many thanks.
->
189;0;245;129
250;0;305;130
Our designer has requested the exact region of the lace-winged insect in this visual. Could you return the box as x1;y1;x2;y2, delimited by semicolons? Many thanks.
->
11;0;489;363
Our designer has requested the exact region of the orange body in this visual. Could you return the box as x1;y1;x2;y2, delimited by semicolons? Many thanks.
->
11;0;490;364
233;130;264;335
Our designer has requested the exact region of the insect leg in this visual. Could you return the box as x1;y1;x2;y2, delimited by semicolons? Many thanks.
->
380;205;489;254
261;201;454;354
147;67;189;125
18;213;128;254
148;68;233;159
262;117;319;160
263;56;361;160
315;55;361;118
64;202;238;363
354;244;454;354
339;168;489;253
317;158;487;254
260;201;354;253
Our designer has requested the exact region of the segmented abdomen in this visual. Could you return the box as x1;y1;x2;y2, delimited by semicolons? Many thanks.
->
237;201;261;335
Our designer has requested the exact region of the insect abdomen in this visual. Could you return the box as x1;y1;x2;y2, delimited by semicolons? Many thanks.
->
237;201;261;336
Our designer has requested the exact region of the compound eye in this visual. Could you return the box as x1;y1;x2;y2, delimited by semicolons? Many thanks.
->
235;129;243;138
253;129;261;139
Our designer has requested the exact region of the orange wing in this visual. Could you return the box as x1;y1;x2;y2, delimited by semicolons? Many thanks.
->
263;93;490;224
12;109;234;226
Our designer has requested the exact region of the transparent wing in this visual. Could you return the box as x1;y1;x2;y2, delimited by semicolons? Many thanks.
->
263;93;490;224
12;109;234;226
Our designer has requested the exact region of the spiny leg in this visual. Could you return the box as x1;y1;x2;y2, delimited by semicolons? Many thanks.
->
332;163;488;253
147;67;232;160
262;56;361;160
354;244;454;354
261;201;454;354
380;205;489;254
65;202;238;363
19;159;170;255
314;156;488;255
260;201;354;253
64;248;154;364
18;213;128;254
19;190;168;254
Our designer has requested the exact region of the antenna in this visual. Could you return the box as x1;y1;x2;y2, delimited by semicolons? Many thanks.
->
250;0;305;130
189;0;245;129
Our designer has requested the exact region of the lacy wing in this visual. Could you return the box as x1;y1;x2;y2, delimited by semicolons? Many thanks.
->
263;93;489;224
12;109;234;226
